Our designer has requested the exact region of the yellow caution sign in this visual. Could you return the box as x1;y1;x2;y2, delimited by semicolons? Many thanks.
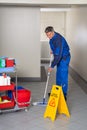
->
44;85;70;121
57;86;70;117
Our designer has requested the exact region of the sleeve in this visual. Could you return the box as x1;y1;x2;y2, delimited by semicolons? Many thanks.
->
51;37;63;68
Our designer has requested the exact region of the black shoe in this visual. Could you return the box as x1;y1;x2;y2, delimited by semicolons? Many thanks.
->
48;93;51;97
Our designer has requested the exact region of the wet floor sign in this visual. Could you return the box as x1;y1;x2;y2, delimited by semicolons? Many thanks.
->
44;85;70;121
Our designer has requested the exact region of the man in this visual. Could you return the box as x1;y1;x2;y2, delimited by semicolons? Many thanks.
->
45;26;71;100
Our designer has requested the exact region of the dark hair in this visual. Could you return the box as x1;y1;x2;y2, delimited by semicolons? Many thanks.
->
45;26;54;33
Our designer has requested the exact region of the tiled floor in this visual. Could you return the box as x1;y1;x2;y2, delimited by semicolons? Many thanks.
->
0;64;87;130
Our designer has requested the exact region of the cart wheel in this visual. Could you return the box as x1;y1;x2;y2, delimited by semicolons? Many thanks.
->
0;112;3;114
25;108;28;112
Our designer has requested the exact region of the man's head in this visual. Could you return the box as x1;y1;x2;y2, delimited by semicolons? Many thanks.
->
45;26;55;39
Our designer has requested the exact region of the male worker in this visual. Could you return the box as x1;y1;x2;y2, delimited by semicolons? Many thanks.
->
45;26;71;100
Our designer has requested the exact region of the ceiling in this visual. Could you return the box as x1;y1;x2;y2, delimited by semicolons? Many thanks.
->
0;2;87;9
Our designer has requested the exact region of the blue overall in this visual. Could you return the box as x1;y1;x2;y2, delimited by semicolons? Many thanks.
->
49;32;71;96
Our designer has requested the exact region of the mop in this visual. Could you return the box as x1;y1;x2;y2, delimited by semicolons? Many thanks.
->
32;54;53;106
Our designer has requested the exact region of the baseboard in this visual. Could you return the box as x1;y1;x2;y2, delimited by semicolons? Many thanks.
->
12;77;41;82
11;66;47;82
69;66;87;94
41;60;50;64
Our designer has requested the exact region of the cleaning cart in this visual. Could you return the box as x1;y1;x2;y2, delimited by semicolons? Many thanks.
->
0;57;31;113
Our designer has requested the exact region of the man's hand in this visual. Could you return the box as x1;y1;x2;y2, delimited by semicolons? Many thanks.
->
48;67;53;73
50;51;53;54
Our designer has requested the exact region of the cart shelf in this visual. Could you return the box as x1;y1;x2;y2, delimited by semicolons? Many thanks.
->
0;96;15;109
0;67;16;73
0;83;15;91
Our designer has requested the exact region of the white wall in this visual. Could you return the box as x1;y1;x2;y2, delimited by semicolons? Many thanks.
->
0;6;40;78
66;7;87;81
41;12;65;41
41;11;66;60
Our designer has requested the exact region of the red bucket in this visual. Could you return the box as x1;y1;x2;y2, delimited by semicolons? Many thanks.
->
14;89;31;108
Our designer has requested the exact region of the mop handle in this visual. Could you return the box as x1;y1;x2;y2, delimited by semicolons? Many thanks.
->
43;54;53;99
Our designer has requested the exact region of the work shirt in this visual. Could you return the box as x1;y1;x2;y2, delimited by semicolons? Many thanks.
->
49;32;70;68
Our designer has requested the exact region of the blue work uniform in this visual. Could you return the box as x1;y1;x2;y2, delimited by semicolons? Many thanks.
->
49;32;71;96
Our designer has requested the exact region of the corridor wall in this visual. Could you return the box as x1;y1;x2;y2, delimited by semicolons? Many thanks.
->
66;7;87;81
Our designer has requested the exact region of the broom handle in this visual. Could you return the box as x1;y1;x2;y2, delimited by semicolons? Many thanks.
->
43;54;53;100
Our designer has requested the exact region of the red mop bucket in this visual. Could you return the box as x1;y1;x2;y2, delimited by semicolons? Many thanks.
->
14;87;31;108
